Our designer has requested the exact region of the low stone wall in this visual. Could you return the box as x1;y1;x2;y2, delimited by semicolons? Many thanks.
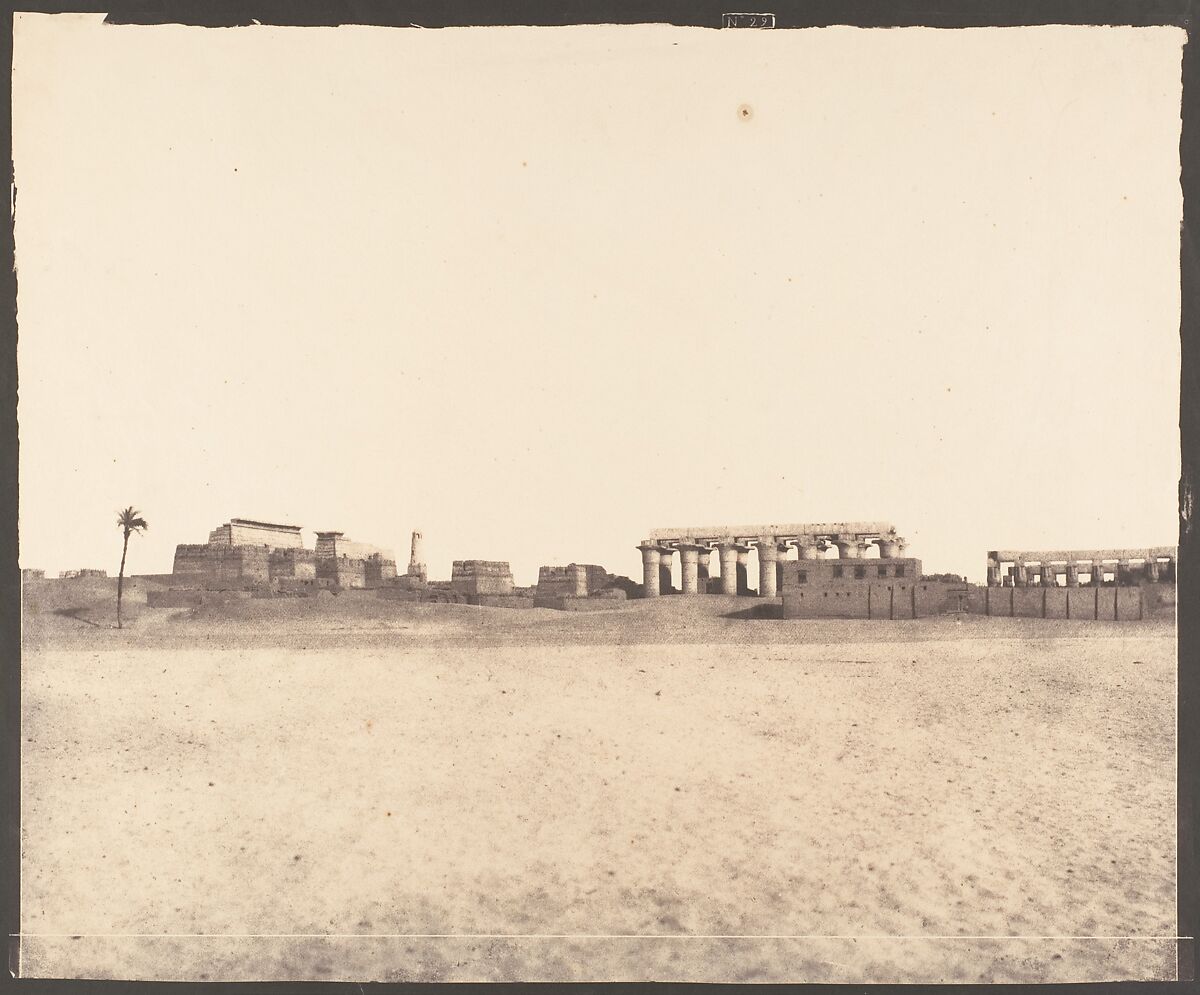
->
977;584;1170;620
274;577;337;596
535;593;626;612
147;588;254;608
377;587;469;604
468;593;535;609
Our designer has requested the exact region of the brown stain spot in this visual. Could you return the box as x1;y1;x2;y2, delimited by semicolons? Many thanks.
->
738;104;753;121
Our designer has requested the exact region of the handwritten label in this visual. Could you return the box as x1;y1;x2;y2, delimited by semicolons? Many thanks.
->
723;13;776;27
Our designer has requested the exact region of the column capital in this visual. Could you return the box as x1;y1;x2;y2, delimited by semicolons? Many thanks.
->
755;539;781;561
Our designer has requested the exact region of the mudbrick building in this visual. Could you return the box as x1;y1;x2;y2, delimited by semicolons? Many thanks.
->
779;556;966;620
534;563;631;610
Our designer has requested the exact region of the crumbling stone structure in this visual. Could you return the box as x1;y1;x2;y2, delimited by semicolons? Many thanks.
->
171;518;307;591
58;568;107;579
985;547;1176;587
451;560;514;596
978;546;1176;620
268;548;317;581
21;568;45;582
173;543;270;588
315;532;397;589
534;563;632;609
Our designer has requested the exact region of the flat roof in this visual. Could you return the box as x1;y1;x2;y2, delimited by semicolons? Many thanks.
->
989;547;1176;562
648;521;897;542
229;518;303;532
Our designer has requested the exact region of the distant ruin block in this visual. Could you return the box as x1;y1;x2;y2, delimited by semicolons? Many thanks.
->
451;560;514;596
315;532;397;589
172;544;269;589
534;562;632;608
536;564;589;598
268;548;318;581
21;568;44;582
209;518;303;549
59;568;107;579
364;553;398;586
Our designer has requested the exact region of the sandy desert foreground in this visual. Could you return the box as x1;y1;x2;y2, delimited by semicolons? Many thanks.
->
18;583;1177;982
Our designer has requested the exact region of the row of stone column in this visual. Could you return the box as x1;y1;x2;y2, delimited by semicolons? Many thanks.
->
988;558;1170;587
637;535;907;598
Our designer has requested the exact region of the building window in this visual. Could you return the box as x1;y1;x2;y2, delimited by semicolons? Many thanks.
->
854;566;865;579
895;565;906;577
797;570;807;584
832;565;843;578
877;565;888;577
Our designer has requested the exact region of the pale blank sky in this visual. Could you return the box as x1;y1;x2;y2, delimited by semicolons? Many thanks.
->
13;16;1183;584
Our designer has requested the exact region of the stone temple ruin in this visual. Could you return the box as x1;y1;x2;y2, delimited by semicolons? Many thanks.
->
534;563;632;610
638;522;908;598
137;511;1176;622
980;547;1177;620
158;518;401;605
636;523;1176;620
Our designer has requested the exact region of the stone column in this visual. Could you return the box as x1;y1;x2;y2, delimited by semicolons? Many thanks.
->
1092;560;1106;586
797;539;822;561
678;544;703;596
638;543;661;598
1014;560;1028;587
756;539;780;597
659;547;676;595
878;537;900;559
1065;562;1079;587
1146;557;1161;582
718;544;740;595
697;546;712;593
1040;564;1054;587
854;539;871;559
834;539;859;559
736;548;752;595
986;556;1001;587
1117;558;1130;586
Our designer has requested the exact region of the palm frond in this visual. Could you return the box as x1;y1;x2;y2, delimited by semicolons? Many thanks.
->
116;507;148;532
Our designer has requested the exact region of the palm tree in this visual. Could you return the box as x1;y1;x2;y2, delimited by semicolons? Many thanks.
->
115;506;148;629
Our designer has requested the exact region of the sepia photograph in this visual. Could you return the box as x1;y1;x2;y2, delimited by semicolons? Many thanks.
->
7;4;1193;984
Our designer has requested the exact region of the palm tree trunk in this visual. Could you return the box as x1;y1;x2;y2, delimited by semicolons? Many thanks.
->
117;530;129;629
